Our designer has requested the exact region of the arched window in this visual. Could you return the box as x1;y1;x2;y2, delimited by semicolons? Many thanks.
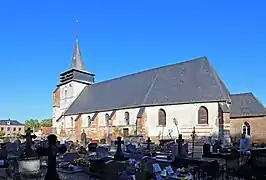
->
242;122;251;136
124;112;130;125
198;106;208;124
105;113;110;126
158;109;166;126
88;116;91;127
65;89;68;98
71;117;74;127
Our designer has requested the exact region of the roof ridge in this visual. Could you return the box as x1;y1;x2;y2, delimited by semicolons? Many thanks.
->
230;92;252;96
92;56;207;86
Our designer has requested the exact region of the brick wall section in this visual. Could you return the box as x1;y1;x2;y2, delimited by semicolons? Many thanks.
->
74;115;82;140
87;115;100;140
223;113;231;124
53;88;60;107
230;116;266;143
137;111;148;138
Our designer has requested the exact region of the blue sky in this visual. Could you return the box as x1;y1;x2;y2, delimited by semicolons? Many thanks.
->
0;1;266;121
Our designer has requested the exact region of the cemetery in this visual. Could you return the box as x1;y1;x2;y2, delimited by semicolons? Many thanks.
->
0;127;264;179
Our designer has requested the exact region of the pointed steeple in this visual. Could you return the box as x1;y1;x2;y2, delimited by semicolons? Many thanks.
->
70;20;86;71
58;20;95;86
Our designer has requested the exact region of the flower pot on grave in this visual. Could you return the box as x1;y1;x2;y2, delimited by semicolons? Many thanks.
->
18;156;41;173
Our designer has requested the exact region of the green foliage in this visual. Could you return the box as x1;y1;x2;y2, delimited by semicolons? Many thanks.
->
24;118;52;132
0;131;5;137
40;118;52;127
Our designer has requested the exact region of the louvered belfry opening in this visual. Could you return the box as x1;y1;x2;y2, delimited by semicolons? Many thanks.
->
198;106;208;124
158;109;166;126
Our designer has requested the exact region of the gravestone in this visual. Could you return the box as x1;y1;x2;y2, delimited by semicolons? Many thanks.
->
171;143;178;160
6;143;17;153
96;146;109;159
14;139;21;150
21;128;37;151
114;137;125;161
36;134;67;180
18;128;40;174
63;152;79;163
176;134;183;156
88;143;97;152
203;143;211;157
146;137;151;150
191;127;197;158
126;144;137;154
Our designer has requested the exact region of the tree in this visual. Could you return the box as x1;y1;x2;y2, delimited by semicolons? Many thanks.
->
24;118;52;132
25;119;40;132
40;119;52;127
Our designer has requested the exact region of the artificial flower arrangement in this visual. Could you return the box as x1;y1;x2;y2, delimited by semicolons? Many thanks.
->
178;167;189;174
57;162;72;170
126;159;141;175
73;158;90;167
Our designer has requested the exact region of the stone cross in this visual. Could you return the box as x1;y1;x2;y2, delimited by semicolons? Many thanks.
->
176;134;183;156
146;137;151;150
36;134;67;180
21;128;36;150
190;127;197;158
114;136;124;161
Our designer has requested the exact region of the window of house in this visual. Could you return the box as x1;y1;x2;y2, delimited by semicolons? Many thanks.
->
88;116;91;127
13;127;16;131
18;128;21;131
242;122;251;136
158;109;166;126
1;127;3;131
7;127;10;131
71;117;74;127
105;113;109;126
124;112;130;125
198;106;208;124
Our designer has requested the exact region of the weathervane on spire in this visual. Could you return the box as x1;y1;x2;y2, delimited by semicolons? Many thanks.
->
75;20;79;38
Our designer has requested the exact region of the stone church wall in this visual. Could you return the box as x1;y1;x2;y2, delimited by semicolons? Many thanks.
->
59;82;87;115
145;102;220;141
59;102;228;144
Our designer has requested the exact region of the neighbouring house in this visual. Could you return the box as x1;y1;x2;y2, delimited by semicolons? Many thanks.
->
229;93;266;144
41;126;53;137
52;34;266;144
0;119;24;136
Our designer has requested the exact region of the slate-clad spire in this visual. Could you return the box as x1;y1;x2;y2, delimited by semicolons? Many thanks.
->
71;20;86;71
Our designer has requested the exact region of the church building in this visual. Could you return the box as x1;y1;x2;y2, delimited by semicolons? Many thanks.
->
52;35;266;144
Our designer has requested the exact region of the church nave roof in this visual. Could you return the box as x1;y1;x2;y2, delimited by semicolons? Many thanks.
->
64;56;231;115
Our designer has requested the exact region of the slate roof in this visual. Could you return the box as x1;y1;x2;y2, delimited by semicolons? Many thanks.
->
65;56;231;115
71;37;86;71
230;93;266;118
0;120;24;126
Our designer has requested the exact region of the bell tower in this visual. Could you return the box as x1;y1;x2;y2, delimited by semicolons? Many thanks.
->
52;21;95;133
